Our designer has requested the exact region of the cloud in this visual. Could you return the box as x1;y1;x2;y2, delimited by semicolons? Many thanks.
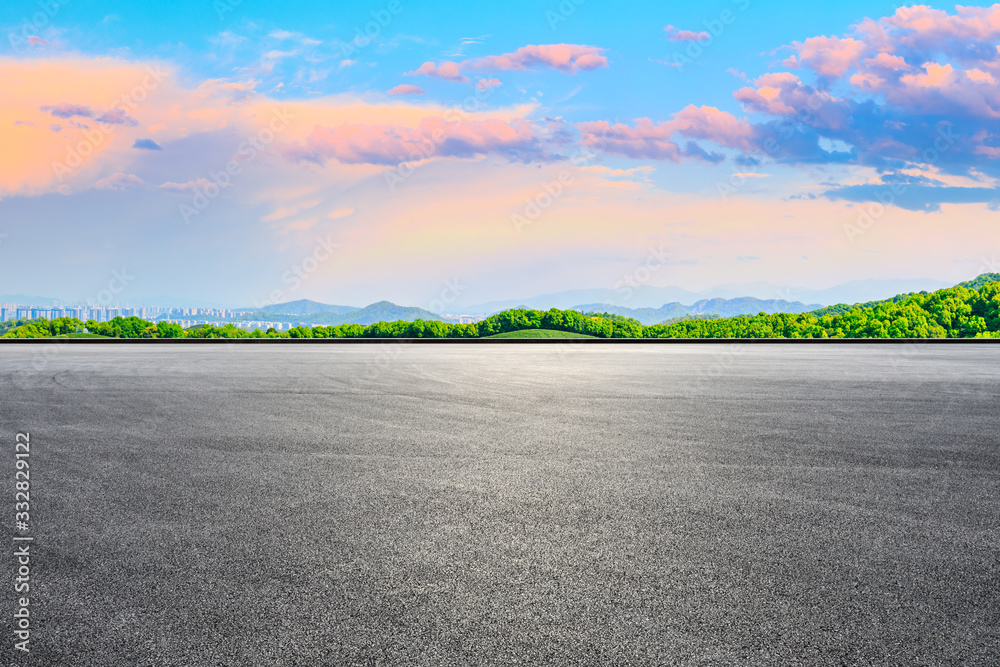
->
577;4;1000;199
783;36;868;79
406;61;469;82
387;84;426;95
279;117;548;166
476;78;502;91
665;25;710;42
466;44;607;73
97;108;138;126
28;36;48;47
133;138;163;150
578;105;755;160
158;179;212;193
406;44;608;82
40;103;94;119
824;177;1000;212
94;172;144;191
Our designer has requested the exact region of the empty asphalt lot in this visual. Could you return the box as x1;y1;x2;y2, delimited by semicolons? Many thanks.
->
1;343;998;665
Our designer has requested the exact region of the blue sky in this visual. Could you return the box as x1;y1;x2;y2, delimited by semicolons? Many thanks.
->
1;1;997;308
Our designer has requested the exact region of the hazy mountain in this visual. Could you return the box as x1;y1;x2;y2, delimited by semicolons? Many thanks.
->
0;294;63;306
463;286;704;313
460;277;954;313
574;297;822;325
255;299;358;316
308;301;444;326
781;278;952;305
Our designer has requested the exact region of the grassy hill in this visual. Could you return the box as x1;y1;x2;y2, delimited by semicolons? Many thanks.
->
484;329;596;339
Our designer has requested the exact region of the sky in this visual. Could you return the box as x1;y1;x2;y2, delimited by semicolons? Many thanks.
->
1;1;999;309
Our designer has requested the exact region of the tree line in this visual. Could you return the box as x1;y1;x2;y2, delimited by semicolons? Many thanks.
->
3;281;999;339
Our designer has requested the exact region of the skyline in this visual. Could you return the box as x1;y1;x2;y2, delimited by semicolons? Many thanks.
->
2;1;999;309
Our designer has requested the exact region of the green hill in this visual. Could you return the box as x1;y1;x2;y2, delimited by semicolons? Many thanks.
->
314;301;444;326
253;299;358;316
484;329;596;339
811;272;1000;317
957;273;1000;291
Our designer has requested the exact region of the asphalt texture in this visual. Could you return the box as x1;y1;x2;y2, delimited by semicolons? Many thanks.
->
0;343;998;666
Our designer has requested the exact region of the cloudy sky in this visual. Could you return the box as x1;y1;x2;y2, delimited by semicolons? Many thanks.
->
1;1;998;308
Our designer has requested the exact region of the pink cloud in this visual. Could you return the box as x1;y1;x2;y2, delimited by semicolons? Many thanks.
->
890;62;1000;117
28;36;48;47
671;105;756;152
734;73;852;130
783;36;868;79
476;78;502;91
466;44;607;73
578;106;757;161
880;4;1000;50
406;61;468;82
578;119;681;161
280;117;544;166
406;44;608;83
664;25;710;42
387;84;426;95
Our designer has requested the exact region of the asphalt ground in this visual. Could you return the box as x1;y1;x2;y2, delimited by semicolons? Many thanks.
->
0;344;998;666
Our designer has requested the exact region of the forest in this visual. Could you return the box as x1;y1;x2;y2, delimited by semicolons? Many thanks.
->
3;278;999;340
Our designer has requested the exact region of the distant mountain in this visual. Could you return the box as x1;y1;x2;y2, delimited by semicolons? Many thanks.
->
255;299;358;316
462;286;703;312
573;297;822;325
309;301;444;326
460;278;951;313
573;303;690;325
783;278;952;306
0;293;64;306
